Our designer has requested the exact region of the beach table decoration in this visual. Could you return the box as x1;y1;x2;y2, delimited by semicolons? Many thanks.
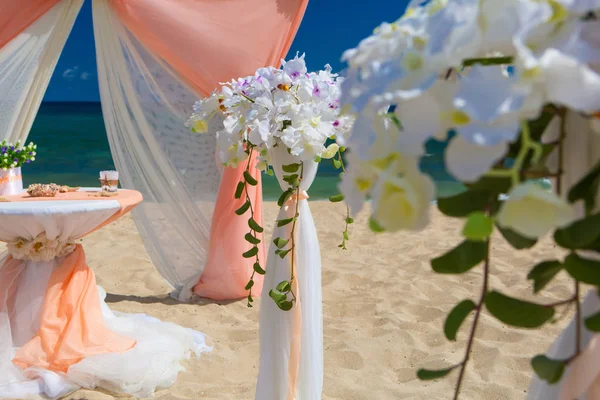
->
0;141;36;196
189;53;353;399
0;188;211;399
335;1;600;398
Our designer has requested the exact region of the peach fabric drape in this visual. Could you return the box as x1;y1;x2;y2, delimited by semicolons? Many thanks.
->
12;246;136;373
193;157;264;300
110;0;308;97
102;0;308;300
0;0;62;48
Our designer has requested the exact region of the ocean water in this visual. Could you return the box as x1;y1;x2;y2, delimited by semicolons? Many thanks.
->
27;102;464;200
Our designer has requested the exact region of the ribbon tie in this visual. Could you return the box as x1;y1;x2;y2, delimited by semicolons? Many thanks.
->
284;190;309;211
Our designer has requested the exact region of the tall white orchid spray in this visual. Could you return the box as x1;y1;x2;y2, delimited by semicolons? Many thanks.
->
188;53;354;309
339;0;600;398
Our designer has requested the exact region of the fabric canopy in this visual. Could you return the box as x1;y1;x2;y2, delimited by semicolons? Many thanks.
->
0;0;308;301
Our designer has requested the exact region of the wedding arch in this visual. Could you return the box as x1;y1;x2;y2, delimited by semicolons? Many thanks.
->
0;0;308;301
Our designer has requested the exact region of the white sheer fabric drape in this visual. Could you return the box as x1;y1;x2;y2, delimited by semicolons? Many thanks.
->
0;0;83;143
527;113;600;399
92;1;222;301
256;146;323;400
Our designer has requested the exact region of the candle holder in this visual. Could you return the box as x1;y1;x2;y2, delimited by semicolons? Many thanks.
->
99;170;119;192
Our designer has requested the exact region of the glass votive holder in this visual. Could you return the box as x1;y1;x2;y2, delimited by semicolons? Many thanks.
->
100;170;119;192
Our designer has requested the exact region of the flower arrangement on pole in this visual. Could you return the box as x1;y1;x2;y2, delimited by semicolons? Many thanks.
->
187;53;354;309
339;0;600;398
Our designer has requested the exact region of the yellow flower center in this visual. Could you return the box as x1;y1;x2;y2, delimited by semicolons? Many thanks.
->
413;36;427;51
310;116;322;127
277;84;290;91
403;53;424;71
355;178;372;192
33;242;43;252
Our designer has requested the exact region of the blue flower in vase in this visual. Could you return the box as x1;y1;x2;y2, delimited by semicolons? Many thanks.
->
25;160;31;164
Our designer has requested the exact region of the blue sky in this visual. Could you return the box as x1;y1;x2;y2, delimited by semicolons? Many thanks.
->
44;0;407;102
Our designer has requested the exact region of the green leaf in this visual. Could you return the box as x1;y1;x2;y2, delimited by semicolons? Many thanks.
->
235;200;251;215
269;289;286;303
253;262;266;275
314;156;322;162
564;253;600;286
277;217;295;227
243;170;258;186
248;218;264;233
282;163;301;173
245;280;254;290
527;260;563;293
554;214;600;250
277;189;294;207
485;291;554;328
462;212;494;241
267;168;274;176
346;217;354;224
444;300;476;341
333;158;342;169
245;233;261;245
585;311;600;332
277;249;292;258
368;217;385;233
416;367;454;381
273;237;289;248
531;355;566;384
431;240;487;274
276;300;294;311
437;190;490;218
329;194;344;203
276;281;292;293
234;181;245;199
497;224;537;249
568;159;600;214
343;230;349;240
283;174;300;186
242;246;259;258
467;175;512;194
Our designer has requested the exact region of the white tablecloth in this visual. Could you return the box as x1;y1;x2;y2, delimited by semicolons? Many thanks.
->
0;189;212;399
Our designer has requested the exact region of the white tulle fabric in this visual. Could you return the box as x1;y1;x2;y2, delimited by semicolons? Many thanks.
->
92;1;222;301
0;194;211;399
0;0;83;143
527;112;600;399
256;146;323;400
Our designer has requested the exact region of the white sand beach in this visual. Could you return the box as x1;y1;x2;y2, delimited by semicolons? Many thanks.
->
29;201;576;400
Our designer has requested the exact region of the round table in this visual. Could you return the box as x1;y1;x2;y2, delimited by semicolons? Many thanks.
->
0;189;211;399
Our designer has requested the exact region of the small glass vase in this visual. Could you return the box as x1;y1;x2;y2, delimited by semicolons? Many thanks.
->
0;167;23;196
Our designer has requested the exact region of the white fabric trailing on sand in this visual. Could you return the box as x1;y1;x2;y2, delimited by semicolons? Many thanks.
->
92;0;222;301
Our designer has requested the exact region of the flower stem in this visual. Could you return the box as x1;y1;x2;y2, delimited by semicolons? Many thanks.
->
453;237;490;400
462;56;514;67
288;162;304;303
243;147;262;307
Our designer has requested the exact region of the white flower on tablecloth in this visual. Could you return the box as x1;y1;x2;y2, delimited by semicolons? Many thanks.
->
7;238;32;260
497;182;575;239
7;233;77;262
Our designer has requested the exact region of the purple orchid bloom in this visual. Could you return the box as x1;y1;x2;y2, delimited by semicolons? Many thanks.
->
333;120;340;127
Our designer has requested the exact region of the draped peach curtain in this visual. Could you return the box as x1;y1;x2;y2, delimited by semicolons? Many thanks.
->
0;0;62;48
96;0;308;301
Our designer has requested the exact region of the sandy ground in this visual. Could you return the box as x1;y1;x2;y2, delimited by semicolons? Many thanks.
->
59;201;576;400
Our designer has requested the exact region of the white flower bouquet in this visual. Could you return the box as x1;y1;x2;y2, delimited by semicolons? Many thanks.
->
188;54;354;309
338;0;600;397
